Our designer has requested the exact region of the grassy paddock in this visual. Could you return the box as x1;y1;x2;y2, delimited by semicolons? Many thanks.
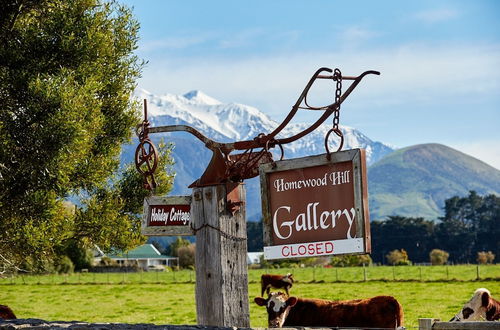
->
1;264;498;285
0;266;499;328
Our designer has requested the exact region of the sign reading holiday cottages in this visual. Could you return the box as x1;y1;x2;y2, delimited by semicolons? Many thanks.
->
259;149;371;260
142;196;192;236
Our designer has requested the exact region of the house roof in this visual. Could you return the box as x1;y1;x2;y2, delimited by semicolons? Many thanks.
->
107;244;175;260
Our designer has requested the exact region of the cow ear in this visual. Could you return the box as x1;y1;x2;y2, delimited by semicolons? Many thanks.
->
254;297;267;306
287;297;298;307
481;291;490;307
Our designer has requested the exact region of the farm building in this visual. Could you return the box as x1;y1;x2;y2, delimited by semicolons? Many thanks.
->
104;244;178;270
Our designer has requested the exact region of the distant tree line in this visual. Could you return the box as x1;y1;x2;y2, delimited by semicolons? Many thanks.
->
248;191;499;265
368;191;498;264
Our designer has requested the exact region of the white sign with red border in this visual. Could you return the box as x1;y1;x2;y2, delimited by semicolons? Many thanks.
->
264;238;364;260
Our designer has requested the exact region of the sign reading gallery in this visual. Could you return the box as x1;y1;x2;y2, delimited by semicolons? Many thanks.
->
259;149;371;260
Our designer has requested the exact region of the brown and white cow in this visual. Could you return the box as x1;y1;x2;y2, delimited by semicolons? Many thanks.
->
450;288;500;321
260;273;294;297
0;305;16;320
255;292;404;328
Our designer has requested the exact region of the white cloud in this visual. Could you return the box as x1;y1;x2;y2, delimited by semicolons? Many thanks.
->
414;8;460;23
218;28;265;49
139;34;213;52
138;42;500;116
339;26;380;48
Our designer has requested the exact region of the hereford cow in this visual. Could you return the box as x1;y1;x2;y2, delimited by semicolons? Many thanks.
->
450;288;500;321
255;292;403;328
260;273;294;297
0;305;16;320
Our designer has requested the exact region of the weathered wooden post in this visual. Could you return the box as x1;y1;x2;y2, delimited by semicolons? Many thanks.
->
191;184;249;327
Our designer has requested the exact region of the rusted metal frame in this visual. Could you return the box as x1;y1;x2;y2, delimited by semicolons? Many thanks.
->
275;70;379;145
260;67;333;143
146;70;379;153
135;99;159;190
226;148;254;179
149;125;236;153
142;69;379;188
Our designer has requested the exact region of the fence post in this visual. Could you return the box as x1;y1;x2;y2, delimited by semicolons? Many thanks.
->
418;318;436;330
476;265;480;280
392;265;396;280
192;184;250;327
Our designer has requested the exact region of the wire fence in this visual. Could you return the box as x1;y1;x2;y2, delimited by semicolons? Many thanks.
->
252;264;500;283
0;264;498;285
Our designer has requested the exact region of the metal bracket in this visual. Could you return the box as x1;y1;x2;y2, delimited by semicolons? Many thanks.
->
226;182;244;215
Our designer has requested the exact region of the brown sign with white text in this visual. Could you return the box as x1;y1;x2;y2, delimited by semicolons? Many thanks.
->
148;204;190;227
260;149;370;259
142;196;192;236
269;161;355;244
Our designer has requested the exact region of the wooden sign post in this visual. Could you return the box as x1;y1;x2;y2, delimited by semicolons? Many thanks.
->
191;184;250;327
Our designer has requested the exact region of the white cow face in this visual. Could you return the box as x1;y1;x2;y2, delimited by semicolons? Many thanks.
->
450;288;490;321
255;292;298;327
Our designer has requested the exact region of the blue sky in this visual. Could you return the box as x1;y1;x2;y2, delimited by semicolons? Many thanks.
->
122;0;500;170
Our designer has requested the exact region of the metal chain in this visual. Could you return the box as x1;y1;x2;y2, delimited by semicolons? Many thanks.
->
324;69;344;159
190;223;247;242
332;68;342;129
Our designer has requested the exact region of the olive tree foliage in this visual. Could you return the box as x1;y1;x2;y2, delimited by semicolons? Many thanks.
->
0;0;174;272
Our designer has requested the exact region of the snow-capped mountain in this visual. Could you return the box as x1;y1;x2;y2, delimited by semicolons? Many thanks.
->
138;89;393;164
127;89;394;220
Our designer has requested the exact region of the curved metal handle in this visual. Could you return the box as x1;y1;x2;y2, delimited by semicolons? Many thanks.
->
276;70;380;145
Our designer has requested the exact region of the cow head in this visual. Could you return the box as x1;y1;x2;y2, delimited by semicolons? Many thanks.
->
450;288;490;321
283;273;294;285
255;292;298;327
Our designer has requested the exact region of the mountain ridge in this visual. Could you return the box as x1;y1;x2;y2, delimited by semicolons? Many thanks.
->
368;143;500;220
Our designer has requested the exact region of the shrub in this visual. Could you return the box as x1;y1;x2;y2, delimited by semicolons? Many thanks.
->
477;251;495;264
62;240;94;271
56;256;74;274
303;257;330;267
330;254;372;267
178;244;196;268
99;256;117;266
169;237;191;257
430;249;450;265
386;249;411;265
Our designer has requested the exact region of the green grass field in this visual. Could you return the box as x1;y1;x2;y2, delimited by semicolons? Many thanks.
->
1;265;499;328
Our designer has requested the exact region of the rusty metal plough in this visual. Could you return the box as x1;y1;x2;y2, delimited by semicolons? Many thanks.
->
135;67;379;189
